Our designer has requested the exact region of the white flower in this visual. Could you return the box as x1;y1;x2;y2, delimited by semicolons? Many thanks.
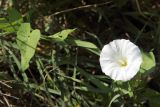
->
99;39;142;81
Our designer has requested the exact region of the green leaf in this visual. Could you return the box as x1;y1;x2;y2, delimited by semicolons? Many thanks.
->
48;29;76;42
70;39;98;49
140;51;156;73
7;7;22;22
29;84;61;96
17;23;31;55
142;88;160;107
17;23;40;71
4;46;21;70
108;94;121;107
77;67;110;92
86;48;100;56
57;72;108;94
75;86;108;94
66;38;100;55
0;8;23;32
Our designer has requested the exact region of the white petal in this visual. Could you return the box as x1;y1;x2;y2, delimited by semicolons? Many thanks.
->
112;69;124;81
125;58;142;80
100;59;118;76
99;39;142;81
100;44;117;60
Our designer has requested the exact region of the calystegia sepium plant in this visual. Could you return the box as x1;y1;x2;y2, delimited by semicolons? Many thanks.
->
99;39;156;106
0;3;158;106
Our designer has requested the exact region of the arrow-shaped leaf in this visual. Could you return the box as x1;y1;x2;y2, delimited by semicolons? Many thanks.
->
17;23;40;71
48;29;75;42
140;51;156;73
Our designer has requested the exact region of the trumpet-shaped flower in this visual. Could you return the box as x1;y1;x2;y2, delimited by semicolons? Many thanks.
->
100;39;142;81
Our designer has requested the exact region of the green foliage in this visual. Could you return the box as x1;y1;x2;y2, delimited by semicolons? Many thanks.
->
66;38;100;55
0;0;160;107
48;29;76;42
140;51;156;73
17;23;40;72
142;88;160;107
0;8;23;33
108;94;120;107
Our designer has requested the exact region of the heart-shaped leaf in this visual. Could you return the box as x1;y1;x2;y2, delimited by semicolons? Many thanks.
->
140;51;156;73
17;23;40;71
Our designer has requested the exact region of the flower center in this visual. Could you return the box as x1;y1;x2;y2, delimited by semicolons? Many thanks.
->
118;58;128;67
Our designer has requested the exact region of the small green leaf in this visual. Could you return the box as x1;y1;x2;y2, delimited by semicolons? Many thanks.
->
48;29;75;42
71;39;98;49
0;8;23;32
140;51;156;73
17;23;40;71
66;38;100;55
